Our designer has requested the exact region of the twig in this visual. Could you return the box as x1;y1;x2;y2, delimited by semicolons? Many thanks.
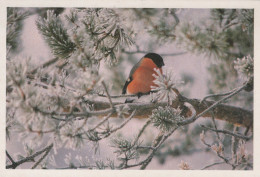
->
202;100;220;140
231;126;239;170
89;112;113;131
97;93;137;98
29;57;59;75
132;120;151;146
161;52;187;57
122;127;178;169
122;49;186;57
101;81;113;107
133;9;176;39
244;126;251;136
136;146;155;150
35;106;115;118
140;131;165;170
102;110;136;138
141;128;178;169
169;9;179;30
29;80;78;94
181;82;248;125
58;165;100;169
31;144;53;169
6;143;54;169
201;138;233;167
201;87;238;102
211;116;221;140
222;22;239;31
201;161;227;170
200;125;251;141
6;151;15;164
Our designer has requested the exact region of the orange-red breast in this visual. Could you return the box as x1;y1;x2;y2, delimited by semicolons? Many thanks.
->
122;53;164;97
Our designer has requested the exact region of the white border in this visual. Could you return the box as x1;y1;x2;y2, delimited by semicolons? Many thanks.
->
0;0;259;177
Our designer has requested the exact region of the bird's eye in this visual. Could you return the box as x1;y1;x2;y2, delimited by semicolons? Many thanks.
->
127;78;130;82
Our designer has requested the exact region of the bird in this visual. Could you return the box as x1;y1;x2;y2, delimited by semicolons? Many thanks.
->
122;53;165;98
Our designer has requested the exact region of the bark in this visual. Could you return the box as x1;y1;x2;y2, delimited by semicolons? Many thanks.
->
86;94;253;128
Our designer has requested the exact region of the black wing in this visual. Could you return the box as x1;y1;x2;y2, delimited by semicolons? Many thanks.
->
122;77;132;94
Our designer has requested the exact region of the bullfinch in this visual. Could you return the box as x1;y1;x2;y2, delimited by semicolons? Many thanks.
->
122;53;165;98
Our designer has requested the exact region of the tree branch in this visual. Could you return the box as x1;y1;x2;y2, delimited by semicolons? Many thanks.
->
85;90;252;128
30;83;253;129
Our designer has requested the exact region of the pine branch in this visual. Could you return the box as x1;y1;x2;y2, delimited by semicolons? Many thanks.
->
36;10;76;58
7;8;29;52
